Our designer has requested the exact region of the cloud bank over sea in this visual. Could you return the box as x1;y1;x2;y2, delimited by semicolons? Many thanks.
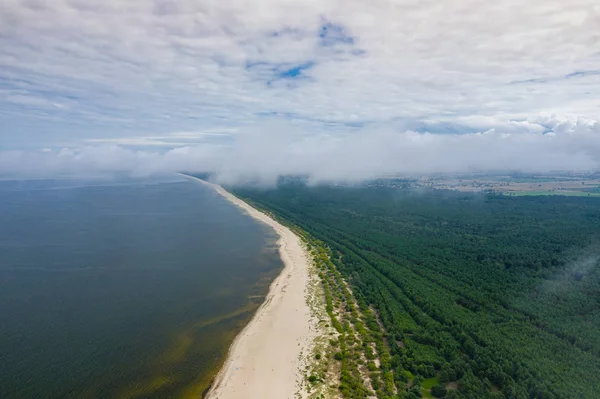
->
2;116;600;184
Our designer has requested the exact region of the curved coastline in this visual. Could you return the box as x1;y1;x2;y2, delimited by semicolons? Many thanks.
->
184;176;317;399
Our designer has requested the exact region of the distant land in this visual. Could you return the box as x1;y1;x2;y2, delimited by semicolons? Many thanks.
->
365;172;600;197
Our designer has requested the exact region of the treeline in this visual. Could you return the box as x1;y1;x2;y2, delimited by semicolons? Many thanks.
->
233;184;600;399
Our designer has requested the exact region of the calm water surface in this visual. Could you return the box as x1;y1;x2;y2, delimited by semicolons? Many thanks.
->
0;176;283;398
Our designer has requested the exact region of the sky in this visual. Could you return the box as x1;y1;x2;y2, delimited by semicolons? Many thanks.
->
1;0;600;182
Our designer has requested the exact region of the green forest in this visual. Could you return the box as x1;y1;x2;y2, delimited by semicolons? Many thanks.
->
232;182;600;399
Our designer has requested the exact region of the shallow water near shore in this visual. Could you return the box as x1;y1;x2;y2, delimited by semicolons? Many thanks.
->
0;175;283;398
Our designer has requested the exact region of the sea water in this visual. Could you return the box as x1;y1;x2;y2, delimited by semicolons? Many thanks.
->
0;175;283;398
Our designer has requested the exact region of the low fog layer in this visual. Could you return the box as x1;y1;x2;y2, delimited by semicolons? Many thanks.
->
2;117;599;185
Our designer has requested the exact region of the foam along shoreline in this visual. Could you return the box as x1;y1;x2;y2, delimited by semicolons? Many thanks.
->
184;176;317;399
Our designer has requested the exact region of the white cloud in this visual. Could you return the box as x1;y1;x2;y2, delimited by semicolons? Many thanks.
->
2;117;599;184
1;0;600;145
1;0;600;177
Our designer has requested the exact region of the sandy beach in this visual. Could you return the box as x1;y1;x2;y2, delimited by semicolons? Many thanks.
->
185;176;317;399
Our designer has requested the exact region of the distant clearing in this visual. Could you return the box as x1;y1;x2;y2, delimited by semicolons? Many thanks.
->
413;174;600;197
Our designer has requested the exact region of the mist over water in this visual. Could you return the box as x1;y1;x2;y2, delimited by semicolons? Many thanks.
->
0;176;283;398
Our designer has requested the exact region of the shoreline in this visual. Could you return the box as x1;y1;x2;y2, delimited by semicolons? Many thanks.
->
184;175;318;399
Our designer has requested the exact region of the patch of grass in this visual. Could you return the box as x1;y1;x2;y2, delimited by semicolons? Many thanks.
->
420;376;441;398
421;376;439;390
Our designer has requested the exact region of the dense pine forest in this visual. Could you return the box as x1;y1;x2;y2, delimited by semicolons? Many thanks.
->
232;182;600;399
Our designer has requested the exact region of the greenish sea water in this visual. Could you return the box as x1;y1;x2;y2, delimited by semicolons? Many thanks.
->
0;176;283;398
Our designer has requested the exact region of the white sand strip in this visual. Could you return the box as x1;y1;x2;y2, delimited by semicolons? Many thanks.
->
184;176;316;399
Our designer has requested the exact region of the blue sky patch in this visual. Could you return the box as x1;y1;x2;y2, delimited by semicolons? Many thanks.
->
246;60;316;86
319;21;354;47
565;70;600;79
511;69;600;85
268;27;307;38
510;77;548;85
277;62;315;79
